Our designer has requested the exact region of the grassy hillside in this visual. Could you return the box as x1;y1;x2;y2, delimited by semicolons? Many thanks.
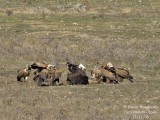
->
0;0;160;120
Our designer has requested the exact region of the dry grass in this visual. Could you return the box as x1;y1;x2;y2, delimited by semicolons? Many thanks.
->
0;0;160;120
0;78;159;120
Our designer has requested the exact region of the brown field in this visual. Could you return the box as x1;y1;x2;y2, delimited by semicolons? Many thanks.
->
0;0;160;120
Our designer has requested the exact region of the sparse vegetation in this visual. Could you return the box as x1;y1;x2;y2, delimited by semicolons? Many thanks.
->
0;0;160;120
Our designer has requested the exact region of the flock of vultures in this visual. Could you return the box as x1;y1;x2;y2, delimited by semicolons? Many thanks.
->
17;61;133;86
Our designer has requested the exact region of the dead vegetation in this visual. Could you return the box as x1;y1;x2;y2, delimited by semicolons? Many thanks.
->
0;0;160;120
